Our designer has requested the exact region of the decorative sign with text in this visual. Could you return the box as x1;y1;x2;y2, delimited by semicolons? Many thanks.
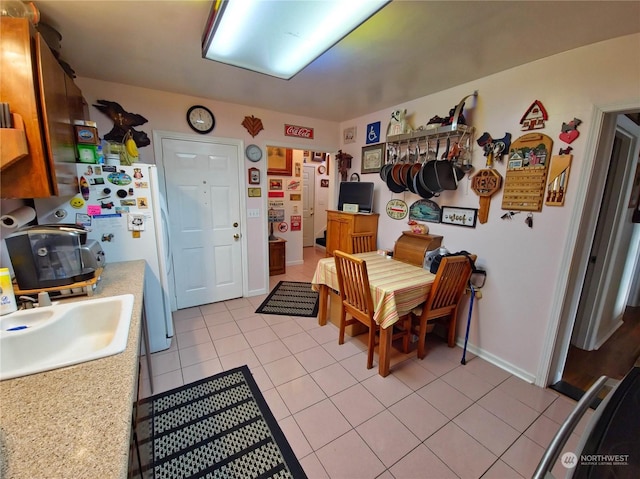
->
284;124;314;139
290;215;301;231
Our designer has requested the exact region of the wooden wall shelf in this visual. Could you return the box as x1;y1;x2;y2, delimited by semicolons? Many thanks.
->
0;113;28;171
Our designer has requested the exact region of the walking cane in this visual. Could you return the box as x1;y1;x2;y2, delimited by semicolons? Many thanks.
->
461;284;475;365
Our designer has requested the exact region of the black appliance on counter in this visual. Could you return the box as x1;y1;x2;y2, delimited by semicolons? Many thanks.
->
5;224;97;290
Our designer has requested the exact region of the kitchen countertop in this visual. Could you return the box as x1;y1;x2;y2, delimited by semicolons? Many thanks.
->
0;260;146;479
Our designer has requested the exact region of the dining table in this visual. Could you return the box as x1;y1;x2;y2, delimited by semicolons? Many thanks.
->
311;251;436;376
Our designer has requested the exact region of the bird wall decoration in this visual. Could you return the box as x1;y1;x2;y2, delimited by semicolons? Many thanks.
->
93;100;150;147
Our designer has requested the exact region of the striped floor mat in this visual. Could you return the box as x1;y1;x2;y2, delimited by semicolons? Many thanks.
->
135;366;307;478
255;281;319;317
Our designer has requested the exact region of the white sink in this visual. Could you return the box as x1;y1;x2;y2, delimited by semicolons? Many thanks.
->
0;294;134;381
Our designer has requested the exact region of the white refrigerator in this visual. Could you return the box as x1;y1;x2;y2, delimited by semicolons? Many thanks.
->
34;163;174;353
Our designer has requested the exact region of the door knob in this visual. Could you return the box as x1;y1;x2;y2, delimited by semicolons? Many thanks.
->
234;233;241;239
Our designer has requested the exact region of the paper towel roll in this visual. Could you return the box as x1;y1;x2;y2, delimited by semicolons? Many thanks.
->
1;205;36;229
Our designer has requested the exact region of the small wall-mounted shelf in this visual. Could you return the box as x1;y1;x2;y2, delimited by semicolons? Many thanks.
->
387;123;475;144
0;113;28;171
386;91;478;144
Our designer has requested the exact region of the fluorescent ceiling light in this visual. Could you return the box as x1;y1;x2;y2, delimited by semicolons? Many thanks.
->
202;0;390;80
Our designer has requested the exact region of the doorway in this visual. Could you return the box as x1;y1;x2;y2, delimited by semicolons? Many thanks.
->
548;111;640;398
266;146;332;266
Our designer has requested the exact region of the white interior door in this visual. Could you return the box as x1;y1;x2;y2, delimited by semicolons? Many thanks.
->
162;138;243;308
303;165;315;247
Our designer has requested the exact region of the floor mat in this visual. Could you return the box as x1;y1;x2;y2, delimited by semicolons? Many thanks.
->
255;281;319;317
136;365;307;478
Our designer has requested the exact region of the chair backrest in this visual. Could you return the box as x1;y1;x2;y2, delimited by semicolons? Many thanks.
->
423;254;475;319
333;250;375;321
351;232;376;254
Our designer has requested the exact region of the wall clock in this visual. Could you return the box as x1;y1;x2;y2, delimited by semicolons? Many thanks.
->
186;105;215;134
246;144;262;162
317;165;326;174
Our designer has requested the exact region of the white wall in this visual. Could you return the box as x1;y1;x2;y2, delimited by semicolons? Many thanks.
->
338;33;640;381
75;78;340;294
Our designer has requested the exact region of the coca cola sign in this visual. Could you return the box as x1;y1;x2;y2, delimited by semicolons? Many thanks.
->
284;124;314;139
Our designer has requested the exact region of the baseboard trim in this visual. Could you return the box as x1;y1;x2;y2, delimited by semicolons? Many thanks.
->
456;338;537;384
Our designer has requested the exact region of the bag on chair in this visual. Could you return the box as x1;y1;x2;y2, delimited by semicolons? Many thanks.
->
429;250;486;288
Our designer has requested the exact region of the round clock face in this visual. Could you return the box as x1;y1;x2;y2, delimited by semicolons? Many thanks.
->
186;105;215;134
246;144;262;162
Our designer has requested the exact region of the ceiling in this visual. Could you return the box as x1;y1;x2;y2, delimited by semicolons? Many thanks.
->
34;1;640;123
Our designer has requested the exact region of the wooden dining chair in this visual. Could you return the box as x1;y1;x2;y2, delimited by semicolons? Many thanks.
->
334;250;411;369
351;232;376;254
412;254;475;359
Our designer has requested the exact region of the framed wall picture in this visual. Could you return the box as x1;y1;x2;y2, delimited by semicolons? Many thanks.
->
441;206;478;228
267;146;293;176
409;199;441;223
361;143;385;174
311;152;326;162
343;126;357;144
248;167;260;185
269;178;283;190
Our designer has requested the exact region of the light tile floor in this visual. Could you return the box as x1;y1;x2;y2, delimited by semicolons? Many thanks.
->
140;247;592;479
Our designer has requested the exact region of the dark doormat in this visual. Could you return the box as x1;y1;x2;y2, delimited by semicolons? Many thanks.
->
255;281;319;317
136;365;307;478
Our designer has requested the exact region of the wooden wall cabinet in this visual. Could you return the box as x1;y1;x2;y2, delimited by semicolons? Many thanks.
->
325;210;379;257
1;18;88;199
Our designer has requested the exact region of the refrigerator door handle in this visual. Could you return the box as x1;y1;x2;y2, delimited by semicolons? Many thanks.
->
160;197;173;275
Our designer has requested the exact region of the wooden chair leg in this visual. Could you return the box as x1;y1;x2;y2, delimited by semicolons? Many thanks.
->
417;316;429;359
339;309;347;345
367;325;376;369
401;316;410;353
447;308;457;347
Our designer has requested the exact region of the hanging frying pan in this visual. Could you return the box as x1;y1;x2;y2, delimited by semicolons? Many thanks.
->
413;170;435;198
391;153;406;188
405;141;422;193
406;163;422;194
387;166;406;193
398;162;412;189
433;137;459;190
434;158;466;191
421;138;442;194
390;142;409;191
380;145;396;182
380;162;393;182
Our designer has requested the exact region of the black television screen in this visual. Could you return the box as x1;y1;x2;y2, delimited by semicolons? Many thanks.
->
338;182;375;213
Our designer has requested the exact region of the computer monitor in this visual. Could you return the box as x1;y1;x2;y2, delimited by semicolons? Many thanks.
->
337;181;375;213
